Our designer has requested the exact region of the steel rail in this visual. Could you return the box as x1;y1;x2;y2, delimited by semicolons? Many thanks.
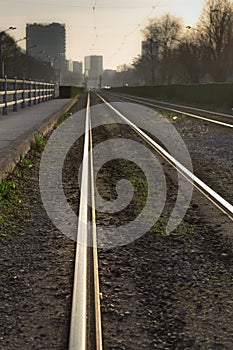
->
90;115;103;350
69;92;102;350
109;92;233;128
69;92;90;350
114;93;233;119
97;93;233;220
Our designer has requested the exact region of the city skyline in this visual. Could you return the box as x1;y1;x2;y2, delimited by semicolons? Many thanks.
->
0;0;222;70
84;55;103;88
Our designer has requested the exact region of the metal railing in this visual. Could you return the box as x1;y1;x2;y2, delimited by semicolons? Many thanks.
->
0;77;55;115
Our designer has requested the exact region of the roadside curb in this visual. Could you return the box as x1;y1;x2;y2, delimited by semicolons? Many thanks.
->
0;97;78;181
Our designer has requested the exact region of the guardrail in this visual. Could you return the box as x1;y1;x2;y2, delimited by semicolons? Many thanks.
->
0;77;55;115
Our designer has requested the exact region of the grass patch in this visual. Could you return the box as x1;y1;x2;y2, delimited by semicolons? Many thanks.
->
59;112;69;123
110;83;233;111
34;134;46;150
19;154;32;168
0;150;41;239
0;101;78;240
157;109;188;123
0;180;17;203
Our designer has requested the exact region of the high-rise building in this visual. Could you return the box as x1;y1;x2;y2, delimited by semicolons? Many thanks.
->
73;61;83;75
84;55;103;88
102;69;117;87
26;22;66;74
66;59;73;72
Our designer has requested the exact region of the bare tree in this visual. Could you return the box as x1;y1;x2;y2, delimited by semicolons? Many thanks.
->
142;13;183;84
131;1;233;86
133;55;155;85
197;0;233;81
0;32;56;80
173;30;205;83
0;33;18;77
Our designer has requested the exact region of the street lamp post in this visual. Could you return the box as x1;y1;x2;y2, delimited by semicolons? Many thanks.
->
25;44;37;78
0;26;16;77
14;37;26;77
52;53;65;86
44;54;59;83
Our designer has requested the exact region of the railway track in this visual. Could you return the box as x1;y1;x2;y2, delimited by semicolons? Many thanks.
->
96;92;233;220
68;91;232;349
105;92;233;128
69;93;102;350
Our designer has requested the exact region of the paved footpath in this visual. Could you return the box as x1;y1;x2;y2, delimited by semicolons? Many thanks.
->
0;98;77;180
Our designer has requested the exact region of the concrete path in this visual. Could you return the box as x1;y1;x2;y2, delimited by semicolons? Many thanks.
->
0;98;77;180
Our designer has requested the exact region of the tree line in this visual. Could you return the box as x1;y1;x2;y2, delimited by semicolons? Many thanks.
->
119;0;233;86
0;32;56;81
0;33;84;85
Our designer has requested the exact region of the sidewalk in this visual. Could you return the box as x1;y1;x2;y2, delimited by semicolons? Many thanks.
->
0;98;77;180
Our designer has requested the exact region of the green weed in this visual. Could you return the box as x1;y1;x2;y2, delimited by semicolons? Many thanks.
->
0;180;17;203
34;134;46;150
59;113;68;123
19;155;32;168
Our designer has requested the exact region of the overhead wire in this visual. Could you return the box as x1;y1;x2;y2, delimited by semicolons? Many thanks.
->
13;0;162;67
90;0;98;53
105;0;160;68
11;0;163;8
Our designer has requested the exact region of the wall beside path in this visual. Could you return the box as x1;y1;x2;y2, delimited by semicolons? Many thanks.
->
59;86;85;98
110;83;233;110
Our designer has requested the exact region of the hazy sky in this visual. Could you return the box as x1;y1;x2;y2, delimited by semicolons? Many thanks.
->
2;0;207;69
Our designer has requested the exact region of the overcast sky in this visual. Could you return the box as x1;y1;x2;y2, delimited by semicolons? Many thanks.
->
2;0;207;69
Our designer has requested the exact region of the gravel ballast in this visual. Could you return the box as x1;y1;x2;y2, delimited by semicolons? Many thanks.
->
0;92;232;349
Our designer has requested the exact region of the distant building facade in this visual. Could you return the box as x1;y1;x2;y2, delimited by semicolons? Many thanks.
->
26;22;66;80
73;61;83;75
102;69;117;87
66;59;73;72
84;55;103;88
